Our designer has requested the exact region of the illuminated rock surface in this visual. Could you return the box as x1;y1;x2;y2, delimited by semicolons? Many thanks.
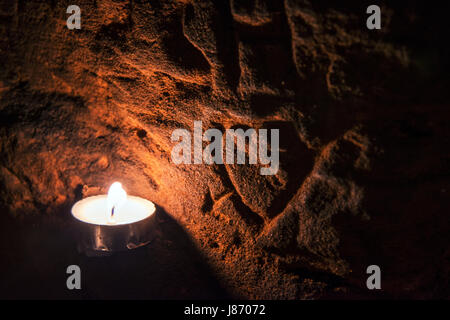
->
0;0;448;299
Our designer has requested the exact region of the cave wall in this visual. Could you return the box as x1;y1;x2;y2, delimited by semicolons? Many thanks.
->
0;0;449;299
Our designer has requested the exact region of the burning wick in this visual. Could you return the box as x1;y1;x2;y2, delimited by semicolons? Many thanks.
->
107;182;127;225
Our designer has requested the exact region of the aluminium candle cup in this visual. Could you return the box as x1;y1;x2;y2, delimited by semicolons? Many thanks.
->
71;195;157;256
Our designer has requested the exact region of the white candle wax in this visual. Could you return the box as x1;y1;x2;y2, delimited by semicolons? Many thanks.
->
71;183;155;226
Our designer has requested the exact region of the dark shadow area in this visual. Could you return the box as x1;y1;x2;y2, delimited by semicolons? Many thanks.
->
0;205;231;299
330;104;450;299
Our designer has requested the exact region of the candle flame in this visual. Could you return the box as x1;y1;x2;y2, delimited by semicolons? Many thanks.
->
106;182;127;224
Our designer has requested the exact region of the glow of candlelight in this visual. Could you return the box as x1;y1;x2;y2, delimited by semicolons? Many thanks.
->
106;182;127;224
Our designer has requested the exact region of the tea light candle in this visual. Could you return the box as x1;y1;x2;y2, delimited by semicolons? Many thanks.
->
71;182;157;255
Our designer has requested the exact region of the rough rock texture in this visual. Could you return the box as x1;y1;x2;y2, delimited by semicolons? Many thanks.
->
0;0;449;299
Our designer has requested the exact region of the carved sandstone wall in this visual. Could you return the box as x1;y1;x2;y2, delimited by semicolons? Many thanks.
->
0;0;448;298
